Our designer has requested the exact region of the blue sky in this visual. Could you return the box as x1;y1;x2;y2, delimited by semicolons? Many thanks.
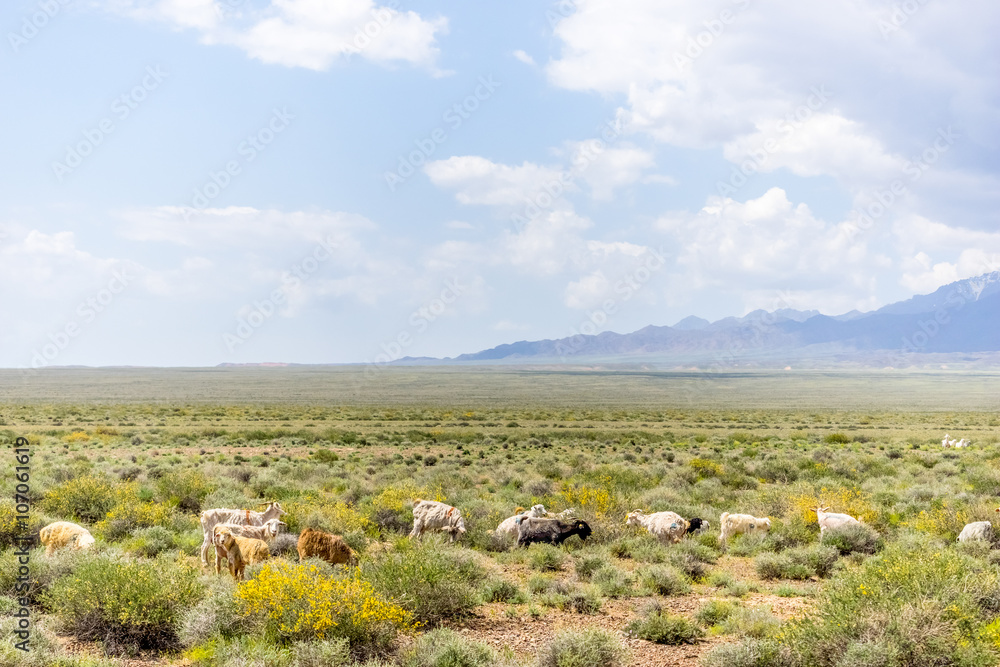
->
1;0;998;367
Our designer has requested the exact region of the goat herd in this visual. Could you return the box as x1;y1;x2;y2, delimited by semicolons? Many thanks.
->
36;477;998;584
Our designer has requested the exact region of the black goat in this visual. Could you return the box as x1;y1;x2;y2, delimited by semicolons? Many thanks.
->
516;517;592;547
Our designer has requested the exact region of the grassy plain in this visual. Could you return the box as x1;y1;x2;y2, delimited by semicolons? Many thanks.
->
1;367;999;667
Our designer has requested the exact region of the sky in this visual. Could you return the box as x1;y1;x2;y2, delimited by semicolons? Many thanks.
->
1;0;998;368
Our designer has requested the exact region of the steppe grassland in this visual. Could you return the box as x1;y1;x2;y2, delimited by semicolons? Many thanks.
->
1;368;999;667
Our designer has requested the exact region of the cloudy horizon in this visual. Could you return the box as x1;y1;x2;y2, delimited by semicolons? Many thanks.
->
2;0;998;368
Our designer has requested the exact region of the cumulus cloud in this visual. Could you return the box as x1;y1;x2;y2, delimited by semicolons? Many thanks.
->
105;0;447;71
545;0;999;220
656;187;888;313
424;156;570;207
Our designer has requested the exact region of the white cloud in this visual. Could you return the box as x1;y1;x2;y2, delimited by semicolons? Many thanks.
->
545;0;999;217
106;0;447;71
565;142;655;200
656;188;885;313
512;49;536;66
424;156;569;206
894;216;1000;293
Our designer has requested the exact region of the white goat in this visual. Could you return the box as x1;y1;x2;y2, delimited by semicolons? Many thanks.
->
496;504;548;538
199;502;286;567
719;512;771;544
813;506;861;535
409;499;466;542
958;521;993;543
626;510;689;543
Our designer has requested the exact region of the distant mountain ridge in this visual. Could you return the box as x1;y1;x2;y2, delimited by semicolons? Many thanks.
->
442;272;1000;366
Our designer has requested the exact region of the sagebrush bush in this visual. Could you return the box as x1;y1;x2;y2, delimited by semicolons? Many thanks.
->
178;577;247;648
536;628;625;667
626;611;703;645
125;525;176;557
593;566;634;598
402;628;497;667
785;540;1000;666
696;599;735;627
639;565;690;596
820;523;881;555
699;638;790;667
43;552;203;654
482;578;525;603
530;544;566;571
363;542;483;626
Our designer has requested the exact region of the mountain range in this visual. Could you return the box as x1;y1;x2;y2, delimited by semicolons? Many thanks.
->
421;272;1000;367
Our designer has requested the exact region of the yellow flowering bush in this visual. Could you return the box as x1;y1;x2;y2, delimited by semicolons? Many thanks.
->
236;561;413;648
63;430;91;443
285;499;372;535
556;484;614;516
902;503;969;540
689;458;723;479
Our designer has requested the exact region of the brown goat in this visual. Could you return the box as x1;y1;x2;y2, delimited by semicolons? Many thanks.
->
215;528;270;581
297;527;358;566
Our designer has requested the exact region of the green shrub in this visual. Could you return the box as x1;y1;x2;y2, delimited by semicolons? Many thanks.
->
696;600;735;627
125;525;176;557
626;611;703;645
575;555;609;580
290;638;351;667
719;607;781;639
41;475;119;523
700;638;790;667
482;578;526;604
567;586;603;614
824;433;851;444
820;523;881;555
43;552;203;654
402;629;497;667
178;577;247;648
363;543;484;626
639;565;690;596
785;541;1000;666
530;544;567;572
185;637;294;667
536;628;625;667
156;469;215;513
593;566;634;598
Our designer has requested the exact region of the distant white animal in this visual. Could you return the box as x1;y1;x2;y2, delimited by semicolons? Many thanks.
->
955;438;971;448
958;521;993;543
719;512;771;543
943;434;954;448
495;504;548;538
812;506;861;535
626;510;689;544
